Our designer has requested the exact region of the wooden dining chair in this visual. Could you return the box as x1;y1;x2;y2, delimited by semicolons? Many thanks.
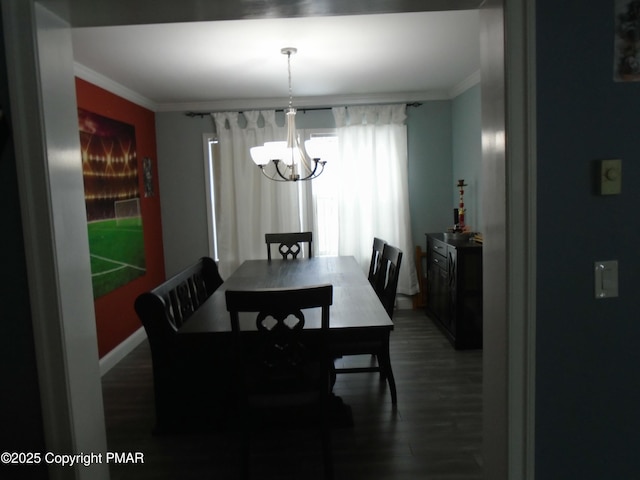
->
333;244;402;405
367;237;387;287
374;244;403;319
225;284;334;480
265;231;313;260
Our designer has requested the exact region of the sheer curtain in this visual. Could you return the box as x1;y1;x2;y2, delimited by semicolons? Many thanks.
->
332;104;418;295
212;110;311;278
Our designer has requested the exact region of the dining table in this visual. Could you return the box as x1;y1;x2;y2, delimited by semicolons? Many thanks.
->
178;256;396;424
179;255;394;336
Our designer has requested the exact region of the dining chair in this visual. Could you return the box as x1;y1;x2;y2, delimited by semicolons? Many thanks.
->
374;244;403;319
225;284;334;480
333;244;402;404
265;231;313;260
367;237;387;287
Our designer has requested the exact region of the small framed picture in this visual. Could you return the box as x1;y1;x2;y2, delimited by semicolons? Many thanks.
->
143;157;154;197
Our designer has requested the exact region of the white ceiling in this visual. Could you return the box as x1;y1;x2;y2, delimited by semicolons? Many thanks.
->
71;10;480;112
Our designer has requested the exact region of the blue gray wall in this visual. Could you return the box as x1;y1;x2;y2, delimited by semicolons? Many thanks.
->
407;100;453;248
452;84;482;233
536;1;640;477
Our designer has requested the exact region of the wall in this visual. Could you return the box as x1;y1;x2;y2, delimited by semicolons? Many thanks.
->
452;83;482;233
406;101;454;248
536;0;640;477
155;112;213;275
75;78;165;358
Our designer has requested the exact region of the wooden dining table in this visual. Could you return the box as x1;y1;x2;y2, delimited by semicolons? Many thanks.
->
179;255;394;336
178;256;396;420
176;256;396;426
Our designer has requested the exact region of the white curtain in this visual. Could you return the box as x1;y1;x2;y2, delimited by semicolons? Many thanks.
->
212;111;311;278
332;104;418;295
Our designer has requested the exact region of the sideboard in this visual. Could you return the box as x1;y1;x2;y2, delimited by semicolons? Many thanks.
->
425;233;483;349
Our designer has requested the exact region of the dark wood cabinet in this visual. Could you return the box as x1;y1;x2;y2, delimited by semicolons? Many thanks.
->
425;233;483;349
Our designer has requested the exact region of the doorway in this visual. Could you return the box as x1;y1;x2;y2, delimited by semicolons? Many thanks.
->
8;1;534;478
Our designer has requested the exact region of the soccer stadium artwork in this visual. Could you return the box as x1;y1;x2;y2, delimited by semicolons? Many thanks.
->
78;108;146;298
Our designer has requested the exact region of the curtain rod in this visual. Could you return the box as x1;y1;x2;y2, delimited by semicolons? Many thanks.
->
184;102;422;118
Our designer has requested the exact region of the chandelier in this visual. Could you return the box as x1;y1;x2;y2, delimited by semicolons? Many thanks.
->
250;47;328;182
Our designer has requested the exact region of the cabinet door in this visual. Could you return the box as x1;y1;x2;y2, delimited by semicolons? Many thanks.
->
427;257;449;327
426;259;438;313
447;247;457;333
456;249;483;341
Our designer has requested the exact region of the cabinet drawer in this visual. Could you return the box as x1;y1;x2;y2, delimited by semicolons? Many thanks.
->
429;237;448;256
428;237;448;269
431;251;447;270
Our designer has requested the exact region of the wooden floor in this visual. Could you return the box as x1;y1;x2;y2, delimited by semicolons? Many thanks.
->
101;309;483;480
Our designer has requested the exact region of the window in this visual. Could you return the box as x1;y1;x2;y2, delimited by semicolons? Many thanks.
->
304;130;338;256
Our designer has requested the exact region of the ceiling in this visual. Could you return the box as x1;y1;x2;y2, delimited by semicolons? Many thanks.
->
68;6;481;112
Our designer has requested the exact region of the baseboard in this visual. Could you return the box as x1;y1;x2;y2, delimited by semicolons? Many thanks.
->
99;327;147;376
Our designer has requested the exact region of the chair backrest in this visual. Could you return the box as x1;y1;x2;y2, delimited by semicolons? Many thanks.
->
375;244;403;319
367;237;387;286
134;256;223;339
265;231;313;260
226;284;333;396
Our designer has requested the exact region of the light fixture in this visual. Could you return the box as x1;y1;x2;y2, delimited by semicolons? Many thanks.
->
250;47;328;182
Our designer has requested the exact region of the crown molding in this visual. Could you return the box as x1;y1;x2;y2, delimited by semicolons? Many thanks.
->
74;62;159;111
448;70;481;98
155;90;452;113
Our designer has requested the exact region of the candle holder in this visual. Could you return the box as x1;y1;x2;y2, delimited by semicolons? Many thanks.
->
445;179;472;241
455;179;467;232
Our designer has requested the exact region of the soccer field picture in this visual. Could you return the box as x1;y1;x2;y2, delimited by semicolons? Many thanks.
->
78;108;146;298
87;212;146;299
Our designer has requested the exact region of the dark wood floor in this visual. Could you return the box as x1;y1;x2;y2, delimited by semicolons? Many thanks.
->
101;309;483;480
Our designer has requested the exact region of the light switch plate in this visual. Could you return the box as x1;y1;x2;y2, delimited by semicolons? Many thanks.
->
597;159;622;195
594;260;618;298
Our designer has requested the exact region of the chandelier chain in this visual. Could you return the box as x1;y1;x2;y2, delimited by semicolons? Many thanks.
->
287;50;293;109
